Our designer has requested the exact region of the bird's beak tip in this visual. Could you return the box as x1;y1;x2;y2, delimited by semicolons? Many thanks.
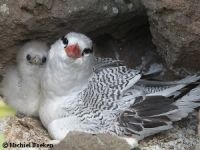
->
65;44;81;59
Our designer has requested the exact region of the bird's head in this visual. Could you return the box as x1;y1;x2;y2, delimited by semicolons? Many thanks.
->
50;32;94;66
17;41;49;67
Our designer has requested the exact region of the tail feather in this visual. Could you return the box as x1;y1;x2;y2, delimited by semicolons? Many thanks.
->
138;74;200;86
168;85;200;121
132;96;179;117
119;75;200;139
146;75;200;97
118;96;177;139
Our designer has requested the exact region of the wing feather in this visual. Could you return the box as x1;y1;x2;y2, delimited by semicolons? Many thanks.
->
118;96;177;139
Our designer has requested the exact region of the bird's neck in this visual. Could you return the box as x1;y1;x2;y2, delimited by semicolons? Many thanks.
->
43;51;95;99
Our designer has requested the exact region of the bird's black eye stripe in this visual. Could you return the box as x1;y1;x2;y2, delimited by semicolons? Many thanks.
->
26;54;31;61
83;48;93;54
61;36;68;45
42;57;47;63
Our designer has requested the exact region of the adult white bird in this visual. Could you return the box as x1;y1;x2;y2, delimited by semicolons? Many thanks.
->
39;32;200;148
0;41;49;117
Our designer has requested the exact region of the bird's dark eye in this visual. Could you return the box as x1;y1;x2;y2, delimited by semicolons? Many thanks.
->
61;36;68;45
82;48;93;54
26;54;31;61
42;57;47;63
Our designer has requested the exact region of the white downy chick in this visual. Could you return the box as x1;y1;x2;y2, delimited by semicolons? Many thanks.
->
0;41;49;117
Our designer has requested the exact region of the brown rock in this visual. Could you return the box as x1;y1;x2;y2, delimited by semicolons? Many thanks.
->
198;111;200;135
51;132;130;150
4;117;51;146
141;0;200;72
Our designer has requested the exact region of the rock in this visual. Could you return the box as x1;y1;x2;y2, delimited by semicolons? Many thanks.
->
0;0;146;74
0;118;8;134
196;143;200;150
51;132;130;150
198;111;200;135
4;117;51;144
141;0;200;72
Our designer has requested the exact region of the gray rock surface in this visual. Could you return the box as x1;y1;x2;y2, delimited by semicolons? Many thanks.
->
198;112;200;137
51;132;130;150
141;0;200;73
0;118;7;134
4;117;50;145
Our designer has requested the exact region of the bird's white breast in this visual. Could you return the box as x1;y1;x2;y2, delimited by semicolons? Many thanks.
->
40;56;93;127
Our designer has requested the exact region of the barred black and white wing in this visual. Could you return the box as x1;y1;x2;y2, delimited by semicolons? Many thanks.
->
81;65;141;110
76;65;179;139
61;65;143;133
94;57;124;73
94;57;162;79
60;56;200;139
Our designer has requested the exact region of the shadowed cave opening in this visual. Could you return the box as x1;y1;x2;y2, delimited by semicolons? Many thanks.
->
93;20;179;81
